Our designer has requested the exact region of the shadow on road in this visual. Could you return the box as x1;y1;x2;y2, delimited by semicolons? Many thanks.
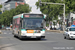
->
14;36;47;41
20;38;47;41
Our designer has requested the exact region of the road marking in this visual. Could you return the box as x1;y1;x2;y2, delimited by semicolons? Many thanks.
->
0;44;16;50
0;37;6;38
0;33;12;34
9;33;11;34
21;41;57;43
0;37;3;38
1;32;62;35
4;33;7;34
9;33;10;34
0;44;12;48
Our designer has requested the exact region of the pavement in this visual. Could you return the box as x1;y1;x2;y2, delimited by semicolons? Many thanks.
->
0;30;2;34
46;30;64;33
0;30;75;50
0;29;64;34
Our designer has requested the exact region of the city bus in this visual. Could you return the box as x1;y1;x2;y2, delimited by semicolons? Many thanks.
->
12;13;46;40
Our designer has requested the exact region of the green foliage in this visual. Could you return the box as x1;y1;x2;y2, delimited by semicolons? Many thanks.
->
36;0;75;21
46;22;49;27
0;10;1;12
0;4;31;25
0;5;2;8
36;0;64;21
0;5;2;13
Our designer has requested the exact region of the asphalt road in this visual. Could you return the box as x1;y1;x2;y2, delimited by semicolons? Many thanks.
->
0;30;75;50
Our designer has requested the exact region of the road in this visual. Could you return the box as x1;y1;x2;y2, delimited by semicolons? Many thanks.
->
0;30;75;50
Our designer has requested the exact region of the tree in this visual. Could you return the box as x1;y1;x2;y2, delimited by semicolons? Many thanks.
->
0;5;2;14
15;4;31;15
0;4;31;26
0;5;2;8
36;0;75;19
65;0;75;13
36;0;75;29
0;10;2;13
36;0;64;21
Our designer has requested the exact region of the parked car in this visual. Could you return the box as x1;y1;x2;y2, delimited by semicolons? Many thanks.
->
6;27;11;30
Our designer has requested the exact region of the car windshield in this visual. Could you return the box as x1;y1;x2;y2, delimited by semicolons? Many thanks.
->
69;28;75;31
23;18;44;29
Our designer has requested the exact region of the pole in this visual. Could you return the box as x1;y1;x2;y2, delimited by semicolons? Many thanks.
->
63;4;65;31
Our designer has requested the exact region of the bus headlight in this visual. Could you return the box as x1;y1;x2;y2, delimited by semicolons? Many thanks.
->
37;30;40;33
34;30;40;33
41;29;45;33
21;29;26;35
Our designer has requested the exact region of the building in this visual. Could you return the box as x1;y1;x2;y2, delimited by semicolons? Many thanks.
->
1;0;25;12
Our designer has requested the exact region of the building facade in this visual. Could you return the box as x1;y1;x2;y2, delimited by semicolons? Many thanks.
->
1;0;25;12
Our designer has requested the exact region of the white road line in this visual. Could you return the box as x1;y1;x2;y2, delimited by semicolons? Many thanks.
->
21;41;57;43
4;33;7;34
9;33;11;34
0;44;16;50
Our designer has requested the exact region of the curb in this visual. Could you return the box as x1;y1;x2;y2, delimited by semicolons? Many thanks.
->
46;30;64;33
0;30;2;34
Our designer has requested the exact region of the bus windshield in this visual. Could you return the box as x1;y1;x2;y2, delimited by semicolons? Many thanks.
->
23;18;44;29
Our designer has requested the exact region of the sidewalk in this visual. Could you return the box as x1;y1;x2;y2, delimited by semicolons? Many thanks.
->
0;30;2;34
46;30;64;33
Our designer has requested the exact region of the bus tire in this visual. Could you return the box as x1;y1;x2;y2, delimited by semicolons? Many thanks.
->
18;36;23;40
14;35;17;38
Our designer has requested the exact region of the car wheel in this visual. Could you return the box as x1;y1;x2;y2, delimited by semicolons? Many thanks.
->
14;35;17;38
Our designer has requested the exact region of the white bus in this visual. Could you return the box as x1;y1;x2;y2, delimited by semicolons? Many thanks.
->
12;13;46;40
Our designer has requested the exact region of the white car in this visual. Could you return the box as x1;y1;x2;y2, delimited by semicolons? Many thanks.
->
63;27;75;40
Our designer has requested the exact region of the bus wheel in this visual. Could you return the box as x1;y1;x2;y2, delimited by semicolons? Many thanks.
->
19;36;23;40
14;35;17;38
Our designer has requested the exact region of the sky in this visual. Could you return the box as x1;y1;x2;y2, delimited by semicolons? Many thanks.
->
25;0;41;13
0;0;41;13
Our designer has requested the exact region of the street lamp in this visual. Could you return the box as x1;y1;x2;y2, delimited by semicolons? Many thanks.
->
39;0;65;31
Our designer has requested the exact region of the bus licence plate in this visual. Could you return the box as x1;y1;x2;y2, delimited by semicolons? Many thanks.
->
31;36;36;38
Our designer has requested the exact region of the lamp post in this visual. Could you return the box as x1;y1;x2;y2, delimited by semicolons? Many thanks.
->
39;0;65;31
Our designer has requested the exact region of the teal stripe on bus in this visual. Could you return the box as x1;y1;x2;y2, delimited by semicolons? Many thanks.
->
13;16;19;19
42;29;45;31
21;14;23;18
13;14;23;19
44;16;45;18
21;29;26;31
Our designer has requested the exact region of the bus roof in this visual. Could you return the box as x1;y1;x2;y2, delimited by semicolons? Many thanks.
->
13;13;43;17
13;13;44;19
